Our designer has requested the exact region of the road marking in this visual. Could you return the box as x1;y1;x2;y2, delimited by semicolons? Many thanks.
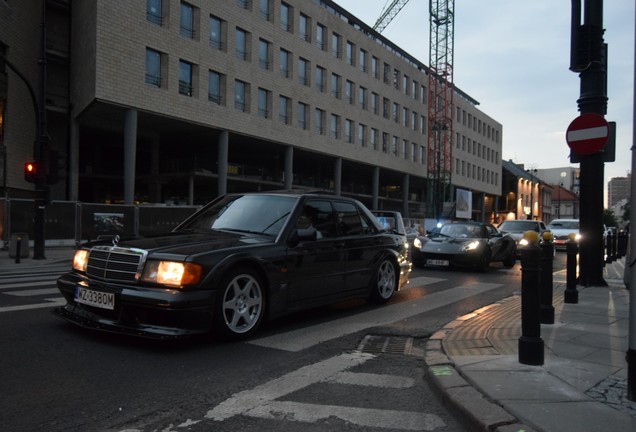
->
0;280;56;290
205;352;445;431
4;288;60;296
0;298;65;313
250;282;503;352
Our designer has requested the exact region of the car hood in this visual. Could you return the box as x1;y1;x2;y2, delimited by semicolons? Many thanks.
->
85;230;274;261
548;228;578;236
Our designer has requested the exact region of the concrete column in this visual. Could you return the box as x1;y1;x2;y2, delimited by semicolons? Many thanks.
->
402;174;410;217
334;158;342;196
372;166;380;209
284;146;293;189
69;118;80;201
123;109;137;205
218;131;229;196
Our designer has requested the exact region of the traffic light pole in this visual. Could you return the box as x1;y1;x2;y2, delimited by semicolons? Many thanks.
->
570;0;607;286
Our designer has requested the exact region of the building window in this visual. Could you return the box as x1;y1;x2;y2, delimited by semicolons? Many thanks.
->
358;124;366;146
382;132;389;153
358;87;366;110
208;70;224;104
330;114;340;139
298;102;309;130
237;0;251;9
279;48;291;78
331;32;341;58
298;58;309;86
371;56;379;79
315;66;325;92
257;88;270;118
392;136;398;156
345;41;355;66
315;108;325;135
359;49;367;72
316;24;326;50
145;48;161;87
180;2;195;38
402;107;408;127
279;96;290;125
178;60;193;96
371;128;379;150
383;63;390;84
402;75;409;95
370;92;378;115
235;28;249;60
383;98;389;119
393;69;400;90
411;112;417;131
412;143;417;162
258;39;271;69
420;146;426;165
345;80;354;104
299;14;310;42
344;119;353;143
402;139;408;159
209;16;226;50
280;2;292;32
234;80;248;112
258;0;271;21
331;73;340;98
147;0;163;25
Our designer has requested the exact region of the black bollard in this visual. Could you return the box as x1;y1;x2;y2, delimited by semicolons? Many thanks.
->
519;241;544;365
15;236;22;264
606;232;614;263
612;231;618;262
564;237;579;304
539;237;555;324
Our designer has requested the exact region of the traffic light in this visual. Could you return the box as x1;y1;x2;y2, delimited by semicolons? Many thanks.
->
24;161;40;183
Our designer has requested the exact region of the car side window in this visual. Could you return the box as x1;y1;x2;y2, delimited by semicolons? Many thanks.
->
334;201;363;236
302;199;337;239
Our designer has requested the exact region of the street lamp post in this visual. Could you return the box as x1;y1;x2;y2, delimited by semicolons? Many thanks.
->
558;171;567;218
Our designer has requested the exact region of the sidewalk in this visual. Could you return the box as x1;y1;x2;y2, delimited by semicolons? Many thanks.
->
0;246;75;268
426;257;636;432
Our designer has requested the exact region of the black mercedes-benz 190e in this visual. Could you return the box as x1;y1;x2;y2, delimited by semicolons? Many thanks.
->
53;192;411;340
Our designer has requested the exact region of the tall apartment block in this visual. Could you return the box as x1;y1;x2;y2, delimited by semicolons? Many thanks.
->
608;175;631;208
0;0;502;220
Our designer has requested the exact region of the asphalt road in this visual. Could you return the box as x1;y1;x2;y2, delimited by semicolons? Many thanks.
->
0;255;568;432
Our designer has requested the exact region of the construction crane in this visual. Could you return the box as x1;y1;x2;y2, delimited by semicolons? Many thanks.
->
373;0;456;221
372;0;411;33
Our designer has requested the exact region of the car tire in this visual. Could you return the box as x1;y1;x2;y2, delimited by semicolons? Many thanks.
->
215;267;265;341
503;248;516;267
370;258;397;304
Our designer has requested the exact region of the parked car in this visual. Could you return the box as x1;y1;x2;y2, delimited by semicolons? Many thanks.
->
54;192;411;340
411;221;517;271
498;219;550;250
547;218;580;250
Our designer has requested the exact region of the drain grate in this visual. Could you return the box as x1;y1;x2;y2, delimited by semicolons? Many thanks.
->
357;335;413;355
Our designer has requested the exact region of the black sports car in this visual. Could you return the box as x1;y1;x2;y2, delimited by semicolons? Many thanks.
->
411;221;516;271
53;192;411;340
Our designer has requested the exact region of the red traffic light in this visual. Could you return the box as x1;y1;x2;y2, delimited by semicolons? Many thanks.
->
24;161;39;183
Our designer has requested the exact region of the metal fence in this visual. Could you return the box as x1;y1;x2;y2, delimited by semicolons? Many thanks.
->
0;199;199;248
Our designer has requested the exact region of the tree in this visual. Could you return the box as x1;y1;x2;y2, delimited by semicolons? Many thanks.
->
603;208;618;228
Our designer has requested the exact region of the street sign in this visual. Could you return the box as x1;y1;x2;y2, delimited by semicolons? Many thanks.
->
566;113;609;155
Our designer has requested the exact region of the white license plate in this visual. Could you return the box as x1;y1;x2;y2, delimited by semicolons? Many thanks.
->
75;287;115;310
427;259;450;266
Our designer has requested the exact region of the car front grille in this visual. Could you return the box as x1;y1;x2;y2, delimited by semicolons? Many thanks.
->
86;246;147;283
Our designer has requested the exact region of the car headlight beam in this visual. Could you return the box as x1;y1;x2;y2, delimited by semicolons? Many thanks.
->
462;241;480;252
73;249;89;272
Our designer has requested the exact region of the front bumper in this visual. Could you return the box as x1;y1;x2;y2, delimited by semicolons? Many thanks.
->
53;273;217;339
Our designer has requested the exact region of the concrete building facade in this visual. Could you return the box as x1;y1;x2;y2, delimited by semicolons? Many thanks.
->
608;174;630;208
1;0;503;221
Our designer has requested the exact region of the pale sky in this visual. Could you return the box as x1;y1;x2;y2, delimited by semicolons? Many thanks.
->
335;0;635;197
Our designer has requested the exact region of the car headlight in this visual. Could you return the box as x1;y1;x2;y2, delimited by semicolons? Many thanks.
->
519;238;529;247
462;241;480;252
73;249;89;272
141;261;203;287
413;237;422;249
575;233;582;241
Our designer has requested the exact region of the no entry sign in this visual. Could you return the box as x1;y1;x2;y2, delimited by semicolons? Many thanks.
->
566;113;609;155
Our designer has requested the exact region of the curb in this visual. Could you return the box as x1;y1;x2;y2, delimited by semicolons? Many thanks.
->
424;327;538;432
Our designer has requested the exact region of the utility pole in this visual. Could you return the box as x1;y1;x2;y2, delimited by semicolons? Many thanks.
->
569;0;607;286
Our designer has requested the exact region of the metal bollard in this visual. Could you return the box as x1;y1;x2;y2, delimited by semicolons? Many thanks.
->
539;233;555;324
15;236;22;264
518;231;544;366
612;231;618;261
564;235;579;304
606;231;614;263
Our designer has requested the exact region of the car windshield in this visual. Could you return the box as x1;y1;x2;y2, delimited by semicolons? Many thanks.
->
178;194;297;236
499;221;540;232
548;220;579;230
439;223;483;238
